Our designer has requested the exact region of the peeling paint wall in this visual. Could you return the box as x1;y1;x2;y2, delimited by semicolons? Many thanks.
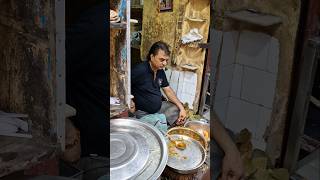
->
141;0;182;61
213;0;301;164
0;0;56;139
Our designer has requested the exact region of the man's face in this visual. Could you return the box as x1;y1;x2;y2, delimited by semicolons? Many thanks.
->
150;49;169;70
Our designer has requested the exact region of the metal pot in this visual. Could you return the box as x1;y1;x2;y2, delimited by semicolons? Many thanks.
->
167;127;208;149
184;120;210;144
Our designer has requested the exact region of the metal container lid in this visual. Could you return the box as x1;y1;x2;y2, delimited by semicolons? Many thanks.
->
110;118;168;180
110;132;149;180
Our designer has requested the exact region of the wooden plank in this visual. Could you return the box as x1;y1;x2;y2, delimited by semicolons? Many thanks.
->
0;133;32;138
0;136;58;177
55;0;66;151
283;37;320;172
300;135;320;152
199;73;210;115
126;0;131;106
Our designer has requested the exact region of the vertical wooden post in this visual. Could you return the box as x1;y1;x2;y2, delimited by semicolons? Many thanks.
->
283;37;320;172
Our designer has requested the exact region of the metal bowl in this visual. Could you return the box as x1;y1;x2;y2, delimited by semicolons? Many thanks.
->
167;127;208;150
166;134;206;174
184;120;210;143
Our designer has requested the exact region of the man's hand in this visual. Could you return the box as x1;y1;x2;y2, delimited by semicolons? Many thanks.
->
162;86;187;126
129;100;135;113
220;148;244;180
175;108;186;125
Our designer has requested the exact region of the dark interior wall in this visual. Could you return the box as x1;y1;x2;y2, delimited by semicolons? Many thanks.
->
0;0;56;139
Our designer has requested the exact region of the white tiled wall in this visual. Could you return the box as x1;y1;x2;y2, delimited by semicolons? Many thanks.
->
237;31;271;70
230;64;243;98
241;67;277;108
214;30;280;150
220;31;239;67
215;65;234;101
169;70;180;93
225;97;260;135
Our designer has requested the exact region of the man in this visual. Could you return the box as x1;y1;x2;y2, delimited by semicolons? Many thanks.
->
131;41;186;126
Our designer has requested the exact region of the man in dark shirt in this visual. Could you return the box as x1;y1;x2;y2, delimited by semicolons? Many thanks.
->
131;41;186;126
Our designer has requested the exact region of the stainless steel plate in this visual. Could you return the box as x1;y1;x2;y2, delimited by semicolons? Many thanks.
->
166;134;206;174
110;118;168;180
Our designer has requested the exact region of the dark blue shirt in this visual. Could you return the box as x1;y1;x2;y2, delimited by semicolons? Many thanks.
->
132;61;169;113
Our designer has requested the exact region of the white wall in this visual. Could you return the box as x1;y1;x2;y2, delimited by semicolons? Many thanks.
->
213;30;280;150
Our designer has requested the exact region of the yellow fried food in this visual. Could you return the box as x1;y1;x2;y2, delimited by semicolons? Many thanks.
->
203;130;210;141
175;141;186;150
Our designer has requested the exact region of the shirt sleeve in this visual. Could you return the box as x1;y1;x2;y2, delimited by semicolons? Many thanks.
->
160;70;169;88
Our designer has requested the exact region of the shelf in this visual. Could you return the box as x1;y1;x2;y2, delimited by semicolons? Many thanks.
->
226;10;282;27
181;64;198;71
185;17;206;22
180;41;208;48
110;22;127;29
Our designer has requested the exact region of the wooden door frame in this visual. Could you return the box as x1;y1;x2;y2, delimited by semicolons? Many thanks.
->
55;0;66;151
283;37;320;172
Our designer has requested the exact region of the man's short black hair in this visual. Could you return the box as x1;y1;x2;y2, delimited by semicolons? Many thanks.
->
146;41;170;61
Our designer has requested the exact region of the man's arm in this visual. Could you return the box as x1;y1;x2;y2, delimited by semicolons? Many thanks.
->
212;110;244;180
162;86;186;125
